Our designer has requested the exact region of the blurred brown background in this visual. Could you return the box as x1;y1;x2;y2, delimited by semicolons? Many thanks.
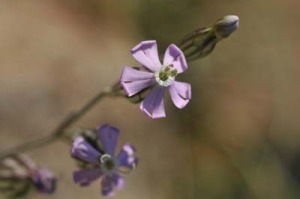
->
0;0;300;198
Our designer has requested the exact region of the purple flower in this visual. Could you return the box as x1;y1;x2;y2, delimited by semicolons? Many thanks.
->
71;124;138;197
19;154;57;194
120;40;192;119
31;168;57;194
0;154;56;196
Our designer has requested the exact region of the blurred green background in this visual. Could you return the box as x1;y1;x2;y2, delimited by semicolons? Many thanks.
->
0;0;300;198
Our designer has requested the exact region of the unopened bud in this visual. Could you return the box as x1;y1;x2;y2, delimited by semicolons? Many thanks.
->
178;27;217;61
177;15;239;62
213;15;239;39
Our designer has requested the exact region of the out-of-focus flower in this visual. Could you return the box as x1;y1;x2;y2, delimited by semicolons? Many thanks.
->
0;154;56;198
120;40;191;119
18;155;56;194
71;124;138;197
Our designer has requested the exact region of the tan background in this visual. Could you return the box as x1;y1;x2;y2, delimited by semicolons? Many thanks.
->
0;0;300;198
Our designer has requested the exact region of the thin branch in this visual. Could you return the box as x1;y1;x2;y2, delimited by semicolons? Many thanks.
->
0;85;120;160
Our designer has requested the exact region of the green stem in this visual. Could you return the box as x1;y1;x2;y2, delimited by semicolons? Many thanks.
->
0;85;120;160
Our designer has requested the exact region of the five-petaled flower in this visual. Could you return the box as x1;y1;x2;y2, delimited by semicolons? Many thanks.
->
120;40;191;119
71;124;138;197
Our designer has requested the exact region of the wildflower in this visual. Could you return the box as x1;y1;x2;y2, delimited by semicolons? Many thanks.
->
120;40;191;119
71;124;138;197
0;154;56;198
20;155;56;194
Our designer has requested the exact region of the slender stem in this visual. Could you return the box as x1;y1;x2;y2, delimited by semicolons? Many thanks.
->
0;86;119;160
0;134;57;160
53;87;114;137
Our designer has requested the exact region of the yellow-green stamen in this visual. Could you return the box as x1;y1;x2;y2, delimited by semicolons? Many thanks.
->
158;66;177;81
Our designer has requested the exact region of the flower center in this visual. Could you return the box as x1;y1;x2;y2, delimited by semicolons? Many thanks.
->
155;65;177;87
99;154;118;174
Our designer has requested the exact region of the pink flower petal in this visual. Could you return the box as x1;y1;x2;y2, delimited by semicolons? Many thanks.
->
140;86;166;119
169;81;191;109
163;44;188;73
120;66;155;97
131;40;162;72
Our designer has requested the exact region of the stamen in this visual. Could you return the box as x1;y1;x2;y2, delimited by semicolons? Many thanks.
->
155;65;178;87
159;72;169;81
170;70;177;77
99;154;117;173
164;67;171;72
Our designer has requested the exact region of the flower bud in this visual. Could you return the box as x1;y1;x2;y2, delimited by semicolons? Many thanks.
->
213;15;239;39
177;15;239;61
178;27;217;61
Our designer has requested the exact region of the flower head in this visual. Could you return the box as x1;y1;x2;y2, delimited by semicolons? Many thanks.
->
0;154;56;198
19;155;56;194
120;40;191;119
31;168;57;194
71;124;138;197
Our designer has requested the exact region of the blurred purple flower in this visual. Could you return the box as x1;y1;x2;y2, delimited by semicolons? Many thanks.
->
0;154;56;197
31;168;57;194
19;154;57;194
72;124;138;197
120;40;191;119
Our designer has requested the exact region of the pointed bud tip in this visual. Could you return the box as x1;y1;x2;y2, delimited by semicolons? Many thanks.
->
223;15;239;23
213;15;239;38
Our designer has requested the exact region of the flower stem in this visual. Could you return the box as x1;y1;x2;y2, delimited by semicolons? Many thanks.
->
0;134;57;160
0;84;121;160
